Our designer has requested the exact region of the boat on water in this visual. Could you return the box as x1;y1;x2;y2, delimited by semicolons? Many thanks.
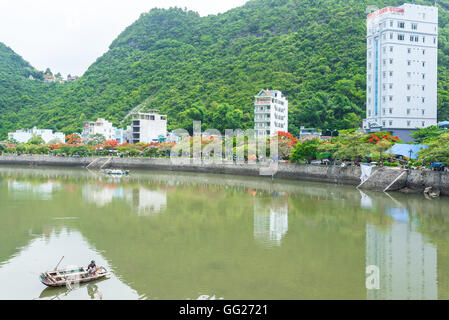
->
40;266;109;287
103;169;129;176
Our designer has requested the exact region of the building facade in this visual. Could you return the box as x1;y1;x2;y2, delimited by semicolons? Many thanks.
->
82;118;116;142
363;3;438;142
127;111;167;144
8;127;65;144
254;89;288;138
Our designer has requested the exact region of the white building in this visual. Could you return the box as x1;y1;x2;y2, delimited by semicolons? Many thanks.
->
363;3;438;142
127;111;167;144
82;118;116;142
254;89;288;138
8;127;65;144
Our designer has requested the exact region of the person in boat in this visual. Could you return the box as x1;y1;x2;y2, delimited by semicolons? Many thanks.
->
87;260;97;276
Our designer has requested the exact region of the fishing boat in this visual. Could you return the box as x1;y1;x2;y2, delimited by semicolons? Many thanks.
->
103;169;129;175
40;266;109;287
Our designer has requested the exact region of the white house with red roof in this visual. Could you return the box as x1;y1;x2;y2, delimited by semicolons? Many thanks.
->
254;89;288;138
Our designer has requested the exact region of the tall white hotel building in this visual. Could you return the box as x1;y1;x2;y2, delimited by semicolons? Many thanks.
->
363;3;438;142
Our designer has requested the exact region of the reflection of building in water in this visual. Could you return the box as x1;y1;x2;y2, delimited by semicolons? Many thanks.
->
82;184;124;207
366;206;437;300
125;188;166;216
8;181;61;200
253;192;288;246
82;183;166;216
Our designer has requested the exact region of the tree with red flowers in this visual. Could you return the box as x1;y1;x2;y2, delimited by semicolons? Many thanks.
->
65;134;82;145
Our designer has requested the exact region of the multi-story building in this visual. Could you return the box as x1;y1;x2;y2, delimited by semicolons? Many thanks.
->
127;111;167;144
363;3;438;142
8;127;65;144
82;118;116;142
254;89;288;138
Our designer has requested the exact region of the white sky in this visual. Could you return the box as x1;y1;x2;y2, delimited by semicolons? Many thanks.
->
0;0;248;77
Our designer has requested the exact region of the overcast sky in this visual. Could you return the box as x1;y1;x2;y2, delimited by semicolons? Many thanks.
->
0;0;248;77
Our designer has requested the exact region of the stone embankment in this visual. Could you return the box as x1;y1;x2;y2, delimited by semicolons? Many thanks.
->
1;155;448;196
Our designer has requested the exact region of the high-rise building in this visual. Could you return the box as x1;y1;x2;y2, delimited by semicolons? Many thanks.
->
363;4;438;142
254;89;288;138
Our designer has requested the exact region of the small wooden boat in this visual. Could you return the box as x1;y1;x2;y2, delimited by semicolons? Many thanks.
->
103;169;129;176
40;266;109;287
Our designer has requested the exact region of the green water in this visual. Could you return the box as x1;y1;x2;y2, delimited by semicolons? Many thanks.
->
0;165;448;300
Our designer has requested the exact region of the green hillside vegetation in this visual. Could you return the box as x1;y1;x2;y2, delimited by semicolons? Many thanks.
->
1;0;449;139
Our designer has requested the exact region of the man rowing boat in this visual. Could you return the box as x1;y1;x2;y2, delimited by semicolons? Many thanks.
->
87;260;97;276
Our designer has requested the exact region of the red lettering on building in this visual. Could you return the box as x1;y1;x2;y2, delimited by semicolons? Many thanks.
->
367;6;404;20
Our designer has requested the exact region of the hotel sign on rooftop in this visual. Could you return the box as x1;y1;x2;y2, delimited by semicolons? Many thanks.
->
367;6;404;20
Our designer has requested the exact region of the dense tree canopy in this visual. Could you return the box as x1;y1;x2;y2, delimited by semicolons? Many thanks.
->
1;0;449;139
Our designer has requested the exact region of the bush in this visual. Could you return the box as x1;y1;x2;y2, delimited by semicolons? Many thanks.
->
383;162;400;167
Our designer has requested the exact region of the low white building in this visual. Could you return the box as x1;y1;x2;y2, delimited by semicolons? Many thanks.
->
254;89;289;138
8;127;65;144
82;118;116;142
127;111;167;144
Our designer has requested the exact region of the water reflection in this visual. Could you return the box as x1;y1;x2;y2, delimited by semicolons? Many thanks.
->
82;182;166;216
8;180;61;200
253;191;289;247
0;166;448;299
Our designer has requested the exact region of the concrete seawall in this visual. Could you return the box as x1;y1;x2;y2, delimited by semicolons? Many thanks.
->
1;155;448;195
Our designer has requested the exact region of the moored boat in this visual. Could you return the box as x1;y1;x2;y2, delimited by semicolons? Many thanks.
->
103;169;129;175
40;266;108;287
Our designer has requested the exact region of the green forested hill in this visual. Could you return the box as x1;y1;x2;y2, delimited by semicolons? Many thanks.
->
1;0;449;138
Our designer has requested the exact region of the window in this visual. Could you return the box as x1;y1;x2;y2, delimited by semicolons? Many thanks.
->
415;36;419;42
422;73;426;79
383;84;386;90
410;35;414;42
408;48;411;54
422;36;425;43
407;84;411;90
423;49;426;55
434;37;437;44
389;84;393;89
407;96;411;102
422;109;425;115
390;46;393;52
407;72;411;78
389;71;393;77
398;22;405;28
407;60;411;66
422;121;425;127
383;96;386;102
368;110;371;116
389;121;393;126
407;109;411;115
398;34;405;41
383;46;386;53
390;33;393;39
389;96;393;102
390;20;393;27
422;97;425;103
412;23;418;30
368;63;371;69
368;86;371;93
422;85;425;91
368;51;372;58
383;33;386;40
422;62;425;67
389;108;393;114
383;121;386;126
383;59;386;66
407;121;411;127
389;58;393;64
382;109;386;116
383;72;386;79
